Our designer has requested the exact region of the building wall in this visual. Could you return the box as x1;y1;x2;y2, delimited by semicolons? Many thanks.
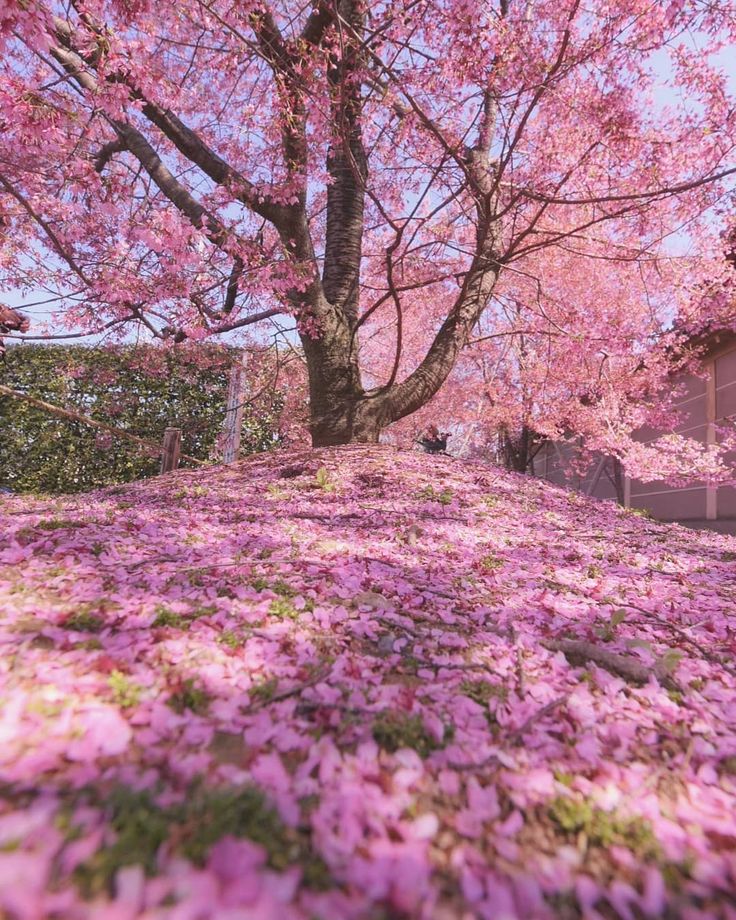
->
536;337;736;532
628;367;709;522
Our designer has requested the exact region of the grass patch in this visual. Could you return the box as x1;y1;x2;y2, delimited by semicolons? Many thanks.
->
269;598;299;620
478;554;503;573
250;676;279;704
417;485;454;505
372;712;446;758
548;796;660;858
151;605;187;629
70;784;332;897
459;679;508;706
315;467;335;493
107;671;143;709
63;609;105;633
218;630;244;649
167;678;212;715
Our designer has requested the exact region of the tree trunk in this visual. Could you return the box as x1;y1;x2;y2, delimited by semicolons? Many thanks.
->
300;300;386;446
309;395;383;446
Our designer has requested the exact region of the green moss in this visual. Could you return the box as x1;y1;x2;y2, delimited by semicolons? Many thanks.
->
372;713;442;758
73;789;171;897
77;638;103;651
250;676;279;704
71;780;334;897
253;579;296;598
18;519;85;541
459;679;508;706
300;853;333;890
218;630;244;649
269;598;299;620
553;770;575;788
152;605;187;629
180;786;291;865
548;796;660;857
418;485;454;505
167;678;212;715
108;670;143;709
188;603;218;618
64;609;105;633
722;551;736;562
478;554;503;573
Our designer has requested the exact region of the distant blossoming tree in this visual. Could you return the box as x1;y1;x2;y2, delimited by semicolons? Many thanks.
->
1;0;736;450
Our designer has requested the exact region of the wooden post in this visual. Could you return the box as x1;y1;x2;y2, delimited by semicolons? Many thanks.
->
221;352;247;463
160;427;182;473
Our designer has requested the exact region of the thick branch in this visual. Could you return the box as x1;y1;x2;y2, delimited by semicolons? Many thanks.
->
53;17;289;227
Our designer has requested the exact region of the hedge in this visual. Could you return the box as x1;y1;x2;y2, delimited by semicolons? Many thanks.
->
0;343;283;494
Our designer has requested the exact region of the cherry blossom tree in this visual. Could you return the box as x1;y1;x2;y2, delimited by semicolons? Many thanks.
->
1;0;736;445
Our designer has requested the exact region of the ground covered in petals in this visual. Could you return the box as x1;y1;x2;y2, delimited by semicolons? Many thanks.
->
1;445;736;919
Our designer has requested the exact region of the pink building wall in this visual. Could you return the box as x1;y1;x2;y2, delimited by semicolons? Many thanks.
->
537;333;736;533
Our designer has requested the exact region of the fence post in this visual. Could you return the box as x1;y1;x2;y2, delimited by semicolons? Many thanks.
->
221;351;247;463
160;427;182;473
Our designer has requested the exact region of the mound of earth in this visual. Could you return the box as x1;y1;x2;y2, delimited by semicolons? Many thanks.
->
1;445;735;919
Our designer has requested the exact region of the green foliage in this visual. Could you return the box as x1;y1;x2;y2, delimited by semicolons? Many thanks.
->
600;607;627;641
656;648;684;676
553;770;575;787
0;344;284;494
218;629;244;649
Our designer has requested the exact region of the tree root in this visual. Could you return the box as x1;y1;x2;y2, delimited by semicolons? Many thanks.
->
543;638;679;690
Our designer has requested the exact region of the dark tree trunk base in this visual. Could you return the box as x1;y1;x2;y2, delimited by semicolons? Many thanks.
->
310;398;383;447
